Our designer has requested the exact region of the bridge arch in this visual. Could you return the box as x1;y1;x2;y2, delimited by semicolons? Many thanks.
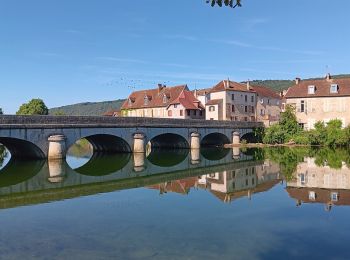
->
241;131;259;143
201;133;230;147
0;137;45;159
71;134;131;154
147;133;189;150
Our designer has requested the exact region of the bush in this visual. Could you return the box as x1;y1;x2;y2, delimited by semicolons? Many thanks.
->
263;124;285;144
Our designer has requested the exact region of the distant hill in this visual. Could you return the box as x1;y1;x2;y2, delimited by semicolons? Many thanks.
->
249;74;350;92
49;99;125;116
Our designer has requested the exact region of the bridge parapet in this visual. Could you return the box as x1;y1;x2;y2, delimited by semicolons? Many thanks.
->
0;115;263;129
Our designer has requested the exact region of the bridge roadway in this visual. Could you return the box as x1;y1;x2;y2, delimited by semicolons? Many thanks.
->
0;115;263;159
0;148;273;209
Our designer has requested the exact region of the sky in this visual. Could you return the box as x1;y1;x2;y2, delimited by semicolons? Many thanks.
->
1;0;350;113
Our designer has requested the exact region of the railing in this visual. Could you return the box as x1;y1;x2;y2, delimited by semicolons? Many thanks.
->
0;115;263;129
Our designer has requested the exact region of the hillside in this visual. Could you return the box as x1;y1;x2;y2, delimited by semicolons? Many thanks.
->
49;99;125;116
249;74;350;92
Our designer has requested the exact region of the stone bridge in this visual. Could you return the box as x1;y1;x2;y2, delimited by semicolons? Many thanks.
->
0;115;263;159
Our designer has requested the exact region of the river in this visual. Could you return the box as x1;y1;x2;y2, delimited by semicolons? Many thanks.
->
0;144;350;259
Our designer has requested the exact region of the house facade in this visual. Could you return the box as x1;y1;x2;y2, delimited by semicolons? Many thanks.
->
120;84;205;119
250;83;282;126
205;80;257;121
284;74;350;129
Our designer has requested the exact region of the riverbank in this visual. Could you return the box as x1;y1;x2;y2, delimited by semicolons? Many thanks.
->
223;142;319;148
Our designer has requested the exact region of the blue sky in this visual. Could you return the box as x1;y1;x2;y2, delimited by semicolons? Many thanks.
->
1;0;350;113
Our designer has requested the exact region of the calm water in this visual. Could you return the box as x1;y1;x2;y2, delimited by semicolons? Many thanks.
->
1;144;350;259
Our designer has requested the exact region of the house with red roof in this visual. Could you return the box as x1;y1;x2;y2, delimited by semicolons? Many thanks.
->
120;84;205;119
205;79;257;121
284;74;350;129
249;83;282;126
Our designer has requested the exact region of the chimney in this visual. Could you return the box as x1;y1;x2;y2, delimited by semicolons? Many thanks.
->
194;89;198;98
158;83;165;93
246;80;250;90
326;73;331;81
295;77;301;85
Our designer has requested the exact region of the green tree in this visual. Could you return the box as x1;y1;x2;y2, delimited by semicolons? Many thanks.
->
207;0;242;8
279;105;300;139
16;99;49;115
0;107;3;115
53;110;66;116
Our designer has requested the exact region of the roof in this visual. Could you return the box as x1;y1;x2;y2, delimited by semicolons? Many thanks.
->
286;187;350;206
285;76;350;98
169;90;205;110
193;88;212;96
209;80;255;94
250;84;281;99
121;84;188;110
103;109;120;116
205;99;223;105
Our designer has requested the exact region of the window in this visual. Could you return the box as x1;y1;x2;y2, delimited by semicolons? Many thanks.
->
231;94;235;101
231;170;236;178
267;99;270;104
168;110;172;117
163;94;167;103
246;169;249;175
245;95;248;102
187;110;190;116
330;84;338;93
251;96;254;102
308;85;315;94
231;105;235;112
300;100;305;112
309;191;316;201
209;106;215;112
252;107;255;113
144;96;149;105
199;111;203;116
331;192;338;202
174;104;177;108
180;110;183;116
194;110;197;116
232;182;235;189
246;179;249;186
245;106;248;112
252;178;255;185
244;117;248;121
300;173;305;184
260;109;265;116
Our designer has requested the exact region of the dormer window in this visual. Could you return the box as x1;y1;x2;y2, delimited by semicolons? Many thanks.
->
308;85;315;94
330;84;338;94
144;95;149;105
163;94;168;103
128;97;135;106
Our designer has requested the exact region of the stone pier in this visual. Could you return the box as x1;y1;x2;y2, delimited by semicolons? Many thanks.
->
48;135;66;160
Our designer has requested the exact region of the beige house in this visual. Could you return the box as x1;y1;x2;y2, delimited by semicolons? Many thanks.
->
120;84;205;119
205;80;257;121
284;74;350;129
286;157;350;209
249;83;282;126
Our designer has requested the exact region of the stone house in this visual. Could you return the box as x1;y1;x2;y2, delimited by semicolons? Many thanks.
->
284;74;350;129
249;83;282;126
120;84;205;119
205;80;257;121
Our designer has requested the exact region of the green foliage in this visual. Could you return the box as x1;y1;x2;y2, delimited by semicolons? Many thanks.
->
0;145;8;167
207;0;242;8
0;108;3;115
279;105;300;137
16;99;48;115
263;124;285;144
52;110;66;116
49;99;125;116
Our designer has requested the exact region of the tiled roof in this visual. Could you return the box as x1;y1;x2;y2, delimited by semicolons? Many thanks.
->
103;109;120;116
193;88;212;96
285;76;350;98
169;90;205;110
205;99;223;105
286;187;350;206
121;84;188;110
250;84;281;99
209;80;255;93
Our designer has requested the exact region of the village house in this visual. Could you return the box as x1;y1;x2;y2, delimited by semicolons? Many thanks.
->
120;84;205;119
249;83;282;126
205;80;257;121
284;74;350;129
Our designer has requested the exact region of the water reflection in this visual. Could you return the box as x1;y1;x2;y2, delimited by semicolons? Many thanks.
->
1;145;350;211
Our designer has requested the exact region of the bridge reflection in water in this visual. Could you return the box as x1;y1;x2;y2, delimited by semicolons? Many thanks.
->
0;145;282;209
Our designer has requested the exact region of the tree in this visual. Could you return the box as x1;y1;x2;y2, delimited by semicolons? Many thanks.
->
0;108;3;115
53;110;66;116
279;105;300;138
16;99;49;115
206;0;242;8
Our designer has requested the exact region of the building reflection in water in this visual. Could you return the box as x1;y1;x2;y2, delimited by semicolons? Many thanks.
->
286;157;350;211
147;159;281;203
